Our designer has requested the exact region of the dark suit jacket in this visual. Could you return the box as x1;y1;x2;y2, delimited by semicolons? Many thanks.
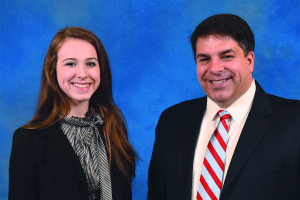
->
148;82;300;200
9;122;132;200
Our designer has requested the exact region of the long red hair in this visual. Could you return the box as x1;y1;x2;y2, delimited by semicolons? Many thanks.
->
23;27;137;181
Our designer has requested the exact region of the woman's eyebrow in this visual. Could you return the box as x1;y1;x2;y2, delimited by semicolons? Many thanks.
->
62;58;76;62
86;57;98;61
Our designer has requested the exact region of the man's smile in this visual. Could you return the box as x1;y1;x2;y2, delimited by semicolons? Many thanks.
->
210;78;230;84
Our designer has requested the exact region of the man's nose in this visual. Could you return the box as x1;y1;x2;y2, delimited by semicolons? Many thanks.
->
209;59;224;74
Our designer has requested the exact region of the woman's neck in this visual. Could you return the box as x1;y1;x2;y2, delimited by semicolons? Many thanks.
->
67;101;89;118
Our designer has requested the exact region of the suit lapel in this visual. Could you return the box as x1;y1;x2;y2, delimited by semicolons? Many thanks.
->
177;97;207;198
222;82;272;194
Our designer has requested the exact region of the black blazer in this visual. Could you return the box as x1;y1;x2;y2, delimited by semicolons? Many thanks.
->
148;82;300;199
9;123;132;200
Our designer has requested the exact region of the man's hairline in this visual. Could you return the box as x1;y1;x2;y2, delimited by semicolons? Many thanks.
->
193;34;250;61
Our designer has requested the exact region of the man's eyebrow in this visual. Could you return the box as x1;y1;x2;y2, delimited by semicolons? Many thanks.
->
196;49;237;60
196;53;210;60
219;49;236;55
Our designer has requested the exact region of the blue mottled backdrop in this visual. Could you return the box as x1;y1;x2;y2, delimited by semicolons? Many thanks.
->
0;0;299;199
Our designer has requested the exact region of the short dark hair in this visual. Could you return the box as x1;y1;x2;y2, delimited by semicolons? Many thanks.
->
190;14;255;60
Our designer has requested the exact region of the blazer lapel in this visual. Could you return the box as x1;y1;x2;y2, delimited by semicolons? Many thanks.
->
39;123;89;196
222;82;272;194
177;97;207;198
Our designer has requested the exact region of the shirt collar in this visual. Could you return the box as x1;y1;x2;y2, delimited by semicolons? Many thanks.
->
206;79;256;125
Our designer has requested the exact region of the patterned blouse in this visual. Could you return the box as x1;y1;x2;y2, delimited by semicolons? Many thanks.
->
60;112;112;200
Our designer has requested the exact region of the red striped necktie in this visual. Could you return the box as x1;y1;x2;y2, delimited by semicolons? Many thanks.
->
197;110;231;200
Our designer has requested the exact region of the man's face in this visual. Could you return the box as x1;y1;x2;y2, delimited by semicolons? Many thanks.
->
196;35;254;108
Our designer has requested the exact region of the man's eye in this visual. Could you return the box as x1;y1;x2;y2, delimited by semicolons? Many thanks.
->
199;58;209;62
222;55;233;59
87;62;96;67
65;62;76;66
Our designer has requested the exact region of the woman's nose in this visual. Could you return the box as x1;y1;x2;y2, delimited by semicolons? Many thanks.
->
76;65;87;79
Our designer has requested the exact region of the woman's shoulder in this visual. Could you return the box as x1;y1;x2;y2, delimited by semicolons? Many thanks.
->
13;127;35;136
11;123;63;161
12;127;38;143
13;123;61;143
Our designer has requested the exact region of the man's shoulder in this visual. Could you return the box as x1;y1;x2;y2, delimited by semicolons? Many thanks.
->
267;94;300;114
268;93;299;104
254;81;299;115
160;97;206;118
155;97;206;136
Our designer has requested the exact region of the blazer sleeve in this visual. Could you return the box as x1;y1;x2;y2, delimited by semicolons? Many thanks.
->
9;128;39;200
109;156;133;200
147;112;168;200
122;181;132;200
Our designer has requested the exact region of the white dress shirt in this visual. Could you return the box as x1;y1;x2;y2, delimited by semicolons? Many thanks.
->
192;79;256;200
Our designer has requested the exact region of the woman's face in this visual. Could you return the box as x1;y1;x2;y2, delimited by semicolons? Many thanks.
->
56;38;100;105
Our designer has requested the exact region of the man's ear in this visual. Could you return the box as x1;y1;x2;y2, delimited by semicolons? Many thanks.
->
246;51;255;73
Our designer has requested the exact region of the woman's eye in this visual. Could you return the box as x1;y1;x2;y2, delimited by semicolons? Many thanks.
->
87;62;96;67
65;62;76;66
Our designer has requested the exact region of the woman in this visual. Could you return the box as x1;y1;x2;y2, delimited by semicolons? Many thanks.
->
9;27;138;200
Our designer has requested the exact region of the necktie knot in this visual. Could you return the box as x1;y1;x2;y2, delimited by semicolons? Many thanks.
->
218;110;231;120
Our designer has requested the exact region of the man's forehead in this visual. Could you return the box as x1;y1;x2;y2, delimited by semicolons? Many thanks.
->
197;34;233;42
195;35;242;58
195;35;241;52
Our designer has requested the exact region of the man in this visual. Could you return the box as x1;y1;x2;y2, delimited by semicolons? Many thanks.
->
147;14;299;200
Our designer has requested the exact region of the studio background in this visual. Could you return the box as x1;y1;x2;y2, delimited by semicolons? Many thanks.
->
0;0;299;199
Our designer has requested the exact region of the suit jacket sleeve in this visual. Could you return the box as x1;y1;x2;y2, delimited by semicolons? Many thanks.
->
9;128;39;200
147;111;168;199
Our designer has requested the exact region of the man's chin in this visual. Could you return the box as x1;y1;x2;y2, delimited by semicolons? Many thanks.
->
208;94;233;108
